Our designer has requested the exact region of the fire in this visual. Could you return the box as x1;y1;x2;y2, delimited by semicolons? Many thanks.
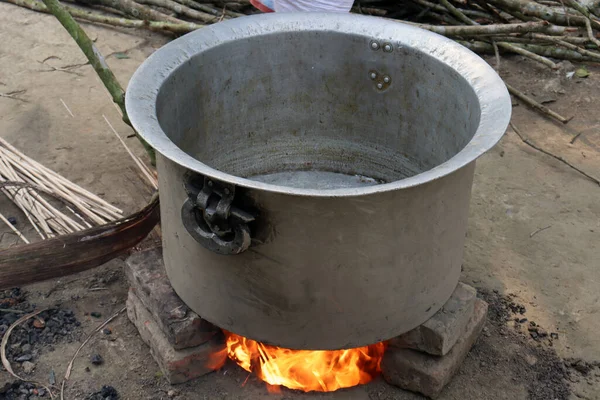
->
221;331;386;392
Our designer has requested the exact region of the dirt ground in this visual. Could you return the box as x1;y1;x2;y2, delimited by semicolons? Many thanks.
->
1;3;600;399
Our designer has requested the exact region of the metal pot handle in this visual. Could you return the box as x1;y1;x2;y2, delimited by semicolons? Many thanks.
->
181;174;254;255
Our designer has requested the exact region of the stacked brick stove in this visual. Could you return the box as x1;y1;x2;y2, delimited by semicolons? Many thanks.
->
125;248;487;398
125;249;225;384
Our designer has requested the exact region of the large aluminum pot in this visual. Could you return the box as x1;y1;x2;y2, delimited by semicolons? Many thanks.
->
126;13;511;350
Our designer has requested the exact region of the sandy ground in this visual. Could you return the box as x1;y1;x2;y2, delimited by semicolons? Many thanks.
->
1;3;600;399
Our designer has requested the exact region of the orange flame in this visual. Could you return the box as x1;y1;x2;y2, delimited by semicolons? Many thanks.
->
222;331;386;392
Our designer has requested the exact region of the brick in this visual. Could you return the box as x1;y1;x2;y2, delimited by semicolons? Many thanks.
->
127;290;227;384
382;299;488;399
389;282;477;356
125;248;219;350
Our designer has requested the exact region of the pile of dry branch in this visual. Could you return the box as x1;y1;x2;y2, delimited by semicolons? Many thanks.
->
372;0;600;66
3;0;600;67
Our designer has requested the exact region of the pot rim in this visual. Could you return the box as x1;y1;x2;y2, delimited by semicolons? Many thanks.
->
126;13;511;197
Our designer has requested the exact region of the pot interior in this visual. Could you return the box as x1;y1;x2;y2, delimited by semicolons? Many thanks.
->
156;30;481;189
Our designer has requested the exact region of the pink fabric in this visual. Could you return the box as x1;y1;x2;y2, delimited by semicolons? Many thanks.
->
251;0;274;12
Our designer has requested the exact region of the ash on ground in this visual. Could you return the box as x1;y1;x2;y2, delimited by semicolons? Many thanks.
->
0;288;82;366
86;385;119;400
0;381;48;400
477;289;578;400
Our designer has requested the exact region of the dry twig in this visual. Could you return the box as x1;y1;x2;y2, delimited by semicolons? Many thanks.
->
5;0;202;34
460;40;597;61
510;122;600;186
136;0;219;22
498;41;558;68
102;114;158;189
0;308;27;314
60;306;127;400
441;0;479;24
569;132;583;143
1;309;55;399
0;138;124;237
543;35;600;60
530;225;552;237
171;0;242;17
493;40;501;68
585;18;600;47
59;98;75;118
78;0;185;23
487;0;600;29
0;212;29;244
402;20;574;35
0;90;27;102
506;83;570;123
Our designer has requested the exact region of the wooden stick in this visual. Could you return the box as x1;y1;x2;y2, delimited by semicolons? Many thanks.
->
0;185;45;239
78;0;185;24
0;148;112;228
510;122;599;186
60;307;126;400
565;0;592;18
0;150;54;192
135;0;219;22
66;206;93;228
440;0;479;24
400;20;574;36
473;0;512;22
498;42;558;68
15;193;55;237
0;212;29;244
458;40;596;62
542;36;600;60
0;153;86;231
30;195;84;231
0;152;107;225
0;138;122;215
0;164;90;231
413;0;492;19
495;34;592;45
493;40;501;69
137;156;158;187
83;203;119;222
587;0;600;18
486;0;600;29
171;0;242;18
517;44;597;61
102;115;158;189
59;98;75;118
585;18;600;48
0;159;49;238
506;83;571;123
530;225;552;237
5;0;202;35
21;193;56;236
